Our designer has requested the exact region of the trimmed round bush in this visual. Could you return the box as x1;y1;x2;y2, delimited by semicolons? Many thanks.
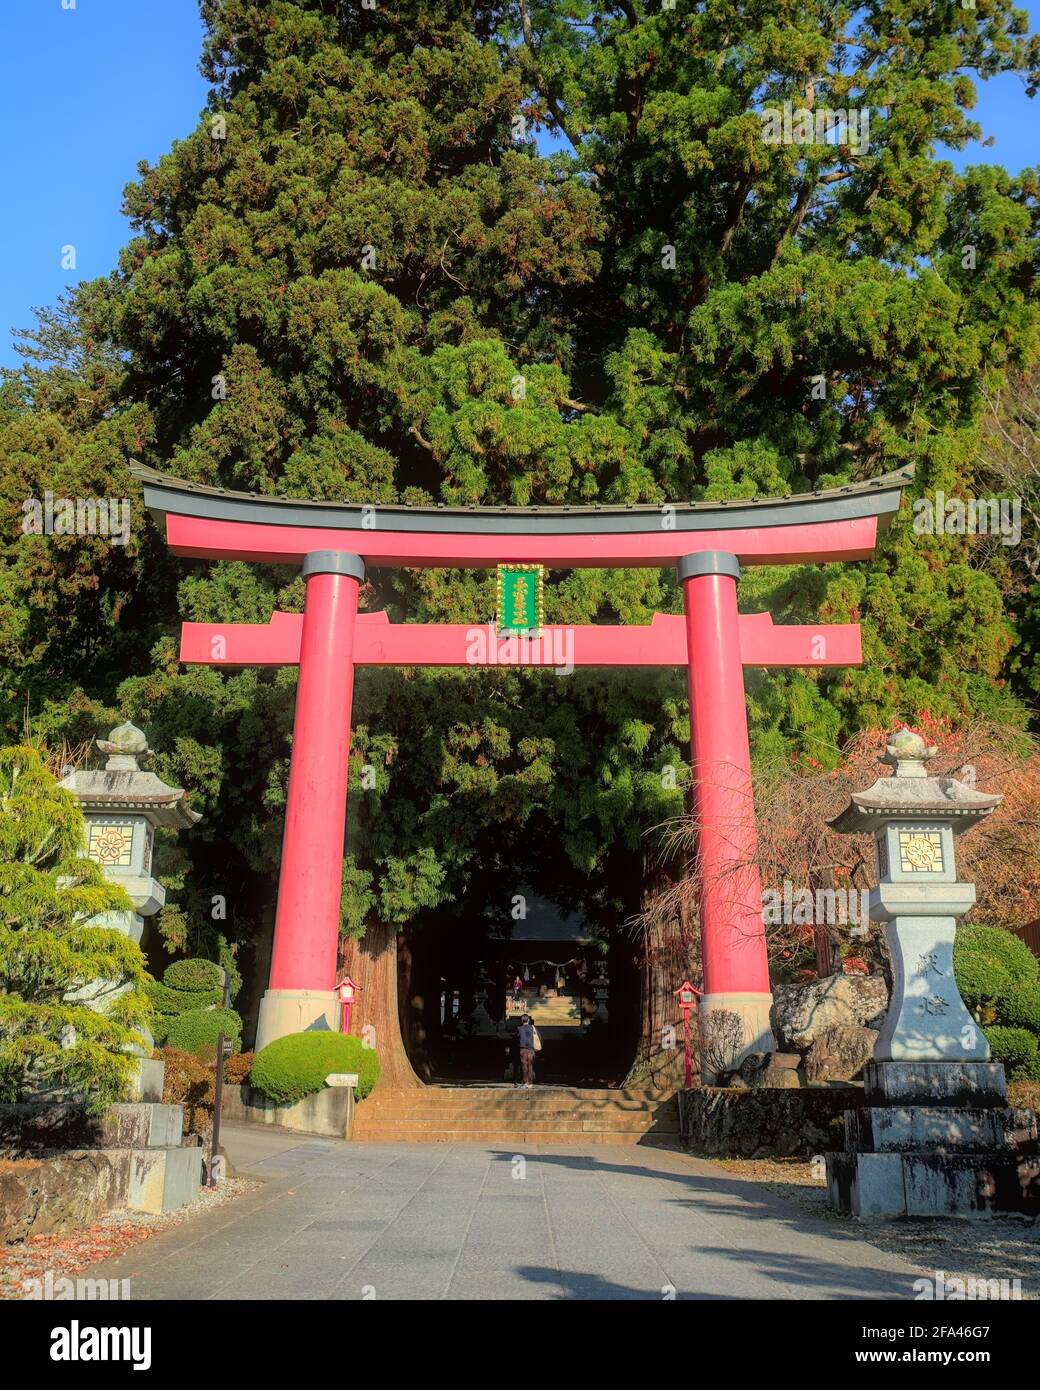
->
146;981;221;1016
983;1025;1039;1080
954;926;1038;1007
165;1007;242;1059
165;958;224;992
999;979;1040;1033
953;953;1010;1009
251;1032;380;1105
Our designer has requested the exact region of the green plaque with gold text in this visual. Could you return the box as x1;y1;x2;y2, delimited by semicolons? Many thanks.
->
497;564;543;636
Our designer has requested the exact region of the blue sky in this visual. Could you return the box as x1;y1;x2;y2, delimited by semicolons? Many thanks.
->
1;1;1037;369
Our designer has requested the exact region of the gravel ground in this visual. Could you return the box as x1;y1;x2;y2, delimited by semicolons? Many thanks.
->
0;1177;259;1300
714;1156;1040;1298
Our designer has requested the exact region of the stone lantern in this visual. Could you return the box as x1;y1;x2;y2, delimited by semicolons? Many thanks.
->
825;728;1039;1217
60;721;200;946
828;726;999;1067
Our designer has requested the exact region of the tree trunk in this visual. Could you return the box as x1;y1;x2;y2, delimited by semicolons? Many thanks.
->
630;858;697;1089
341;917;422;1089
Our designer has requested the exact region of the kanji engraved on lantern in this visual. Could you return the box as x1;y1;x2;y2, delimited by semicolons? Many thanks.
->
917;951;944;976
918;994;950;1017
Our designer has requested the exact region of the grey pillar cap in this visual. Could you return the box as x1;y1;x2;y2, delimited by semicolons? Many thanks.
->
302;551;367;582
677;551;740;582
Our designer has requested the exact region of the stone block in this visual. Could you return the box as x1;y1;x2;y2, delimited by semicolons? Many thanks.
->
126;1144;203;1214
902;1153;1040;1217
828;1147;1040;1217
129;1057;165;1103
220;1081;354;1139
679;1085;856;1158
863;1060;1007;1108
99;1104;184;1150
827;1151;906;1218
750;1064;801;1089
770;1053;802;1071
0;1102;183;1155
0;1150;130;1243
846;1105;1037;1154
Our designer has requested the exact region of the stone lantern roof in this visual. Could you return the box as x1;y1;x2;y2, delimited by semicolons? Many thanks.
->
828;727;1001;836
60;721;201;829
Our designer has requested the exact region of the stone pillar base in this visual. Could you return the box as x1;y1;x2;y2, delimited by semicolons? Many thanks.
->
827;1149;1040;1218
864;1060;1007;1108
699;991;776;1083
255;989;340;1053
826;1059;1035;1218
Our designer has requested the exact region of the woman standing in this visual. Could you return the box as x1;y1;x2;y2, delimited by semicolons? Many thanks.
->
517;1014;540;1088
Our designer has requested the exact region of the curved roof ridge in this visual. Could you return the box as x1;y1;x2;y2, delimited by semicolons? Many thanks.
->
130;460;914;521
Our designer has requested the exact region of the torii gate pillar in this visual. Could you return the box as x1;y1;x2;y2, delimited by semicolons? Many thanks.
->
255;551;365;1052
680;553;774;1076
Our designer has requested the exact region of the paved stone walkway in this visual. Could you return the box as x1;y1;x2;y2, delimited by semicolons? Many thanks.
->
89;1125;924;1300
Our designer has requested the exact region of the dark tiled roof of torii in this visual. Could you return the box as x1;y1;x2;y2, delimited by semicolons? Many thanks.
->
131;461;914;538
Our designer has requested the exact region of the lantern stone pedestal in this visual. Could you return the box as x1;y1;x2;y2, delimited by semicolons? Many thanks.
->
824;730;1040;1218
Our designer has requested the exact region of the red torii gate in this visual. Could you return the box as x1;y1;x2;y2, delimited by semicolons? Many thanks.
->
135;463;911;1074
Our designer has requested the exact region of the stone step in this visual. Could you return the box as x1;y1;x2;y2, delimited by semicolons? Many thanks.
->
363;1092;676;1109
352;1127;680;1146
846;1106;1038;1155
352;1085;679;1145
368;1088;674;1102
360;1101;676;1117
353;1114;679;1132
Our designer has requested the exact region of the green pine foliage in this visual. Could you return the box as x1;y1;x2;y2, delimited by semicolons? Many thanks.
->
2;3;1039;966
0;747;153;1113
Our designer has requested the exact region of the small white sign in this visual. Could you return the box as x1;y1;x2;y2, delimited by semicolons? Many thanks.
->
325;1073;359;1088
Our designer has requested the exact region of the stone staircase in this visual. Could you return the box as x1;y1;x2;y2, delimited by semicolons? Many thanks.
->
351;1086;680;1146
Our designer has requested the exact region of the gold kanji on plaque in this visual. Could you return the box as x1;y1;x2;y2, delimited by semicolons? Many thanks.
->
497;564;544;636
